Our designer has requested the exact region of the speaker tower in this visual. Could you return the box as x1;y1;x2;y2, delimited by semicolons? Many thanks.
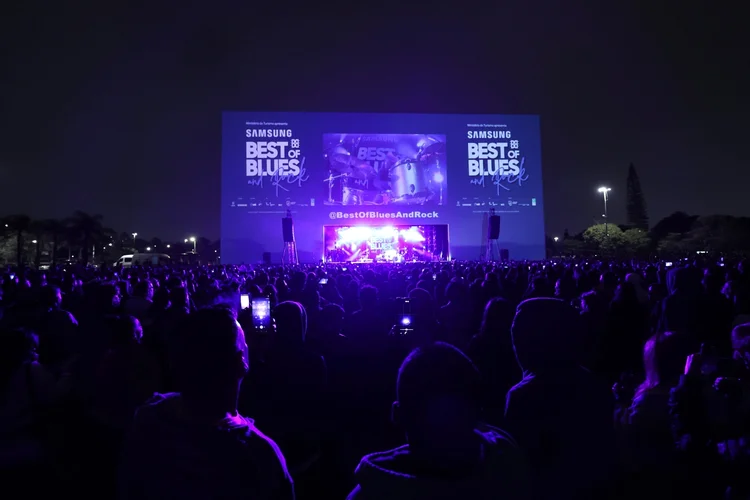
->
281;210;298;264
488;215;500;240
485;209;501;260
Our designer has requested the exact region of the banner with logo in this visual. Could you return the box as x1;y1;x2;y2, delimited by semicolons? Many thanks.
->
222;112;545;261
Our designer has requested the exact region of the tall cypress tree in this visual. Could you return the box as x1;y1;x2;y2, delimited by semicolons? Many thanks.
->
626;163;649;230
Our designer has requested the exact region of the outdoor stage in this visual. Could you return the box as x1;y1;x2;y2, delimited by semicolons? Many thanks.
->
323;224;449;263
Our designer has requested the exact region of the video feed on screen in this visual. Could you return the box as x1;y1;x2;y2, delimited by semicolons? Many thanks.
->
251;297;271;329
225;113;542;213
323;224;449;263
322;134;446;207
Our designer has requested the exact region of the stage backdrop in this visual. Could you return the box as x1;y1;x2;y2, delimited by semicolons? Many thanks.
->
221;112;545;263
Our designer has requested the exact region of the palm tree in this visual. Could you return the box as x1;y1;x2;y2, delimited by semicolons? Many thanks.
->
66;211;113;265
64;225;80;261
29;220;47;268
42;219;66;265
0;217;13;264
5;214;31;265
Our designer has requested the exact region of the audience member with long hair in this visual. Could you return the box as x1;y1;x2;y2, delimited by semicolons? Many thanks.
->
119;307;294;500
466;297;518;424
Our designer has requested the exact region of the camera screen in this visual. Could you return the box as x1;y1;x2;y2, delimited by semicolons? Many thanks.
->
252;298;271;329
396;298;413;334
398;314;413;334
240;294;250;310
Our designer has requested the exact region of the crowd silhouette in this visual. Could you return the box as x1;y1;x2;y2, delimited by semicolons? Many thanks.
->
1;258;750;499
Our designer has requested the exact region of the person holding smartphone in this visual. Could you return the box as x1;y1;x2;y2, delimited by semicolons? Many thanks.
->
670;329;750;497
241;301;327;477
120;308;294;500
251;297;272;332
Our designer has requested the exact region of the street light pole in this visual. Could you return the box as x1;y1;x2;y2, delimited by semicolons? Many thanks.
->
132;232;138;249
185;237;197;254
597;187;612;237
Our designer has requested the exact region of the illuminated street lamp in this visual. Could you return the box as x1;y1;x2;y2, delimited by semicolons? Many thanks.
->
185;236;197;253
597;187;612;236
132;232;138;247
146;247;151;252
553;236;559;242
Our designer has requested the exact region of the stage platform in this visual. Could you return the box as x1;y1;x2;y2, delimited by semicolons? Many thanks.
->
325;258;445;264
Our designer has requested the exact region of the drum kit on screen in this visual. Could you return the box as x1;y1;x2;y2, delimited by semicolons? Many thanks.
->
323;136;445;206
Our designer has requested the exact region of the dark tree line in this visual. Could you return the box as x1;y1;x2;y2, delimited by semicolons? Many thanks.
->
0;212;219;266
0;211;112;267
552;211;750;258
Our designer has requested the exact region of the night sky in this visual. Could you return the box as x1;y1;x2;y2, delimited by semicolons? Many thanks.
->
1;3;746;242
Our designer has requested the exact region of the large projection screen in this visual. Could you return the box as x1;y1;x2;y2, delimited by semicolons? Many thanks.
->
221;112;545;263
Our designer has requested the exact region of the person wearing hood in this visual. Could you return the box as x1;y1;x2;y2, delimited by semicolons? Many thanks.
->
118;306;294;500
348;342;529;500
504;298;619;499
